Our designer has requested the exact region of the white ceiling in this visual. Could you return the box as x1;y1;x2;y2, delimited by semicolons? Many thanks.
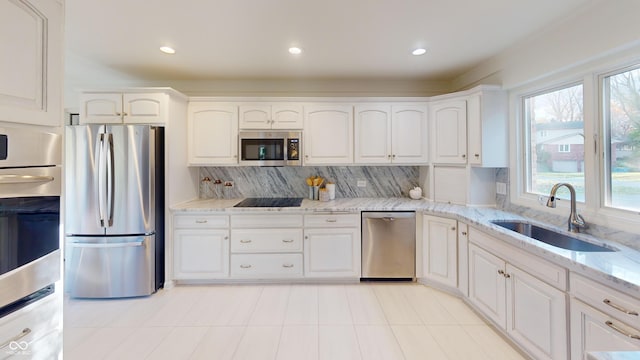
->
65;0;593;83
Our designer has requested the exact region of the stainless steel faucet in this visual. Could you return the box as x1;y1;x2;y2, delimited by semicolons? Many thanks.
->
546;183;587;233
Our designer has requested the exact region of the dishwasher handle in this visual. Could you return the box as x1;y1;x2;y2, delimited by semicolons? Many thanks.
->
361;211;415;219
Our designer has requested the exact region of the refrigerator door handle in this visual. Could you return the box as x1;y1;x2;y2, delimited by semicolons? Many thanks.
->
98;133;107;227
68;241;145;248
106;133;115;227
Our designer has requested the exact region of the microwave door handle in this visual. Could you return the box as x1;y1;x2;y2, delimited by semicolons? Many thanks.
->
97;133;106;227
106;133;115;227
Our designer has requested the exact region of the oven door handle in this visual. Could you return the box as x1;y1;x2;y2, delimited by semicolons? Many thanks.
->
0;175;54;184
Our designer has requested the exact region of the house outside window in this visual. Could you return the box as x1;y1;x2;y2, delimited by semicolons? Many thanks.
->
523;84;585;201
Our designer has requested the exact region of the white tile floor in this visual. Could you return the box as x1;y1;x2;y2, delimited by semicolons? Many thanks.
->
63;283;527;360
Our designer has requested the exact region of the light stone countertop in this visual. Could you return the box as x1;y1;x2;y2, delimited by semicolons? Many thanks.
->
171;197;640;298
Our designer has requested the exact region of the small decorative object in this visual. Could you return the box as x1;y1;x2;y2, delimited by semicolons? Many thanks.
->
319;188;330;202
224;181;234;199
306;175;324;200
409;186;422;200
200;177;212;199
325;183;336;200
213;179;223;198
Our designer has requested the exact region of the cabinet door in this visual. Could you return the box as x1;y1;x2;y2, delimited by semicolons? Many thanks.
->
570;299;640;360
304;227;360;278
506;264;567;360
80;93;123;124
392;105;429;164
239;104;271;129
174;228;229;279
188;104;238;165
304;105;353;164
431;100;467;164
354;105;391;164
422;215;457;288
467;92;508;167
0;0;62;127
468;243;506;328
272;104;303;129
123;93;166;124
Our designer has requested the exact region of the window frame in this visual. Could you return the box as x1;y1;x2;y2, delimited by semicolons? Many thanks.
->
510;57;640;234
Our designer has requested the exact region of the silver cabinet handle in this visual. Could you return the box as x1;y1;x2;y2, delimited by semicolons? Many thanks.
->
115;112;121;116
195;220;208;224
224;236;229;240
451;227;456;231
387;154;391;159
0;328;31;349
392;154;396;158
605;321;640;340
461;231;467;236
498;269;505;276
240;264;252;269
326;219;337;223
0;175;54;184
282;239;294;243
282;264;294;268
474;153;480;158
462;154;466;158
240;239;252;243
123;112;128;116
604;299;639;316
305;236;309;239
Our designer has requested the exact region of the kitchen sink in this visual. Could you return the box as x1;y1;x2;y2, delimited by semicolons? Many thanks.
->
491;220;616;252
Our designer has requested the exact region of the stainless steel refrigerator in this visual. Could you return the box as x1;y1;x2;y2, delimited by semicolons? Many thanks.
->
65;124;164;298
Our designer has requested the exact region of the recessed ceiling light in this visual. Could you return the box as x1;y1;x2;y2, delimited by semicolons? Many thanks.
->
288;47;302;55
412;48;427;56
159;46;176;54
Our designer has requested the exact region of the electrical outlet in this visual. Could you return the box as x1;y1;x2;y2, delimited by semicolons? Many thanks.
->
357;179;367;187
496;182;507;195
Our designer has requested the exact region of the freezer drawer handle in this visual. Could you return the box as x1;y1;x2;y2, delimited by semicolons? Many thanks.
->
69;241;145;248
604;299;639;316
0;328;31;350
0;175;54;184
605;321;640;340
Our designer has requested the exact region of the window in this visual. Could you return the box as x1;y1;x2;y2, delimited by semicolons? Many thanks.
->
523;84;585;201
602;66;640;212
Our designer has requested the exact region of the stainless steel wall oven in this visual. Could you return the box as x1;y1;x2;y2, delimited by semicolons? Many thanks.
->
0;126;61;314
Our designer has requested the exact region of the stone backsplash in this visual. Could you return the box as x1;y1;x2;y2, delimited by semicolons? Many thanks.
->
199;166;420;199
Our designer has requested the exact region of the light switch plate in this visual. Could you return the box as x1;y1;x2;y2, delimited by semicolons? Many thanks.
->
496;182;507;195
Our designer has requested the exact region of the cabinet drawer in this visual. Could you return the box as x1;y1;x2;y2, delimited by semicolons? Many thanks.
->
232;214;303;228
174;214;229;228
571;272;640;329
231;229;303;253
304;214;359;227
0;291;60;357
230;254;303;278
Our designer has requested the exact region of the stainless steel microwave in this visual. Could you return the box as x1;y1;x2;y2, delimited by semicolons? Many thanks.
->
238;131;302;166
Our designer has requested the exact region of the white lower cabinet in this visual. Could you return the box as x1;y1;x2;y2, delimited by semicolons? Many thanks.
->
173;214;230;280
231;253;303;278
421;215;458;288
304;214;360;278
230;214;304;279
468;232;567;360
570;273;640;359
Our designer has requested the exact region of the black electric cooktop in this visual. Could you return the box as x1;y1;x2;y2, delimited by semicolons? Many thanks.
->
233;197;303;208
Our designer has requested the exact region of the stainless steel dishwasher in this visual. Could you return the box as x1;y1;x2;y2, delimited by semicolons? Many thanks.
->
361;211;416;279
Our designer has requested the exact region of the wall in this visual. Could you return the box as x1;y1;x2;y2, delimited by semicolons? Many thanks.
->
199;166;419;199
453;0;640;90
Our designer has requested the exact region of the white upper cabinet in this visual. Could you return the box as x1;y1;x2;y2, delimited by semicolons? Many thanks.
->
80;93;167;124
467;91;508;167
187;103;238;166
0;0;63;127
239;103;303;129
431;99;467;164
304;105;353;165
354;104;428;164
